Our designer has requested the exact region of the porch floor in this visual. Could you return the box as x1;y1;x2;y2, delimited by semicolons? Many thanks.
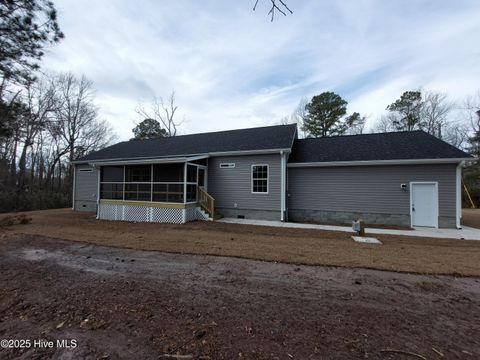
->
218;218;480;241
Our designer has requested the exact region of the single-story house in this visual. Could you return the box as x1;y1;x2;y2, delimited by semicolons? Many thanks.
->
72;124;472;228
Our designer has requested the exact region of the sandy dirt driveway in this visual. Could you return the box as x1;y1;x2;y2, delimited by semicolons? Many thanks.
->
0;234;479;359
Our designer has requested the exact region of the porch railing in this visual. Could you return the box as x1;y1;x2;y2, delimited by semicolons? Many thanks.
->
197;187;215;218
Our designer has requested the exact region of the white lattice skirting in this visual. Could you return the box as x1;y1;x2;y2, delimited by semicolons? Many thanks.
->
98;203;210;224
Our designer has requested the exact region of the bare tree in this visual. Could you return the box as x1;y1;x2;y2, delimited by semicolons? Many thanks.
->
464;91;480;153
464;91;480;127
275;98;309;138
373;113;399;133
40;72;115;190
442;122;469;149
0;71;116;212
421;91;454;136
253;0;293;22
276;116;290;126
135;91;182;137
17;77;56;188
293;97;308;138
51;73;114;162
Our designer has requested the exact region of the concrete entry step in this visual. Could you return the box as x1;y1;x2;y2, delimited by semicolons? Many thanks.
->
352;236;382;244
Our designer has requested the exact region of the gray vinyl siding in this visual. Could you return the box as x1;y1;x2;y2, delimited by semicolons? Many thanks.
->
74;164;99;212
208;154;281;212
288;164;456;218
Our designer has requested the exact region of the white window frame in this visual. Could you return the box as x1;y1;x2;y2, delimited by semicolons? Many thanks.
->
219;163;235;169
251;164;269;194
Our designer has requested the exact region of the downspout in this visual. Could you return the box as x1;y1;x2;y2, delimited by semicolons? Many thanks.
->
456;161;464;229
280;150;286;222
96;165;101;219
72;164;76;210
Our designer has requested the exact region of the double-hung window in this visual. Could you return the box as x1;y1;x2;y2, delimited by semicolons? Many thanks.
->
251;164;268;194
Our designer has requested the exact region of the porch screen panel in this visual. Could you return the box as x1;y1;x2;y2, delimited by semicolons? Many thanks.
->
186;164;197;202
187;165;197;182
125;165;151;182
152;184;184;203
99;164;193;204
125;183;151;201
153;164;184;182
100;183;123;199
186;184;197;202
101;166;123;182
100;166;124;199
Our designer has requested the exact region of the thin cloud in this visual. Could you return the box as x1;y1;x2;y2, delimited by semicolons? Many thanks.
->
43;0;480;140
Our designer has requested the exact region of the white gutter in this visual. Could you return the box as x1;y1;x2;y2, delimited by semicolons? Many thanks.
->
71;148;292;165
288;157;474;168
87;157;191;166
456;161;465;229
208;148;291;157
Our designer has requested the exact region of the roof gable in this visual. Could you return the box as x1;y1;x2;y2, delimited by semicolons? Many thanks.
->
77;124;297;162
289;131;471;163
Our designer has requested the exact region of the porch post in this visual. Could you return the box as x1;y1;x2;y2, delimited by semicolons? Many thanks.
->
150;164;153;202
183;162;187;204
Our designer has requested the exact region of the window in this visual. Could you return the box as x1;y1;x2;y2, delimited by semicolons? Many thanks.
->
252;165;268;194
219;163;235;169
79;168;93;172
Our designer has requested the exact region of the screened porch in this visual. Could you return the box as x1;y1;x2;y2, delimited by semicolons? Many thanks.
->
99;162;207;204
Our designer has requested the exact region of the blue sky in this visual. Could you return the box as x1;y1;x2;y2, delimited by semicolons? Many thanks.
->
42;0;480;140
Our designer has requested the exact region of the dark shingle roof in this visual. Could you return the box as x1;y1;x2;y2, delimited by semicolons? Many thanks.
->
77;124;297;162
289;130;471;163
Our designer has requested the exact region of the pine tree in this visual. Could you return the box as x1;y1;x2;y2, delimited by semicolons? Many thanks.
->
301;92;363;137
386;91;423;131
0;0;64;84
132;118;167;140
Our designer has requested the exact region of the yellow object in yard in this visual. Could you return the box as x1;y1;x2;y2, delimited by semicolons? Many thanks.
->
463;180;476;209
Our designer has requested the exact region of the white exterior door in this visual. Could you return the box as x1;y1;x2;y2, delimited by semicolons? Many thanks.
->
410;182;438;228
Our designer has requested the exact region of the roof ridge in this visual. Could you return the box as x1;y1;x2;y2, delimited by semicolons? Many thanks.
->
296;130;425;141
128;123;297;142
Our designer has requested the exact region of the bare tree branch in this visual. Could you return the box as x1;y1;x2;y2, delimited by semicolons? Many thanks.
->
253;0;293;21
135;91;183;137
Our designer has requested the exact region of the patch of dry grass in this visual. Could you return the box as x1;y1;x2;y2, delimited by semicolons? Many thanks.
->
461;209;480;229
1;208;480;276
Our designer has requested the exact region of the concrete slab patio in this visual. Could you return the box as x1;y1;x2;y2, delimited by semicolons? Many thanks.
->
219;218;480;241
